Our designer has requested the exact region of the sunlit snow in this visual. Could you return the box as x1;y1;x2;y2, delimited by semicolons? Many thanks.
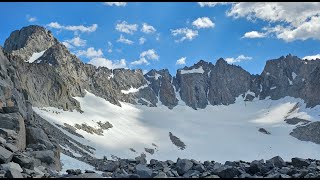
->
34;90;320;164
180;66;204;74
27;50;46;63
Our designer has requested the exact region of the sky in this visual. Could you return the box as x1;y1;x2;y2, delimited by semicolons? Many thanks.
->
1;2;320;75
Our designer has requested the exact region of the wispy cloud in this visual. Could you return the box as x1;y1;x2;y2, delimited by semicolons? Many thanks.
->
103;2;127;6
47;22;98;33
88;57;127;69
26;14;37;22
225;55;252;64
62;37;87;49
171;28;198;42
131;49;159;65
141;23;156;34
76;47;103;58
117;34;134;45
198;2;233;7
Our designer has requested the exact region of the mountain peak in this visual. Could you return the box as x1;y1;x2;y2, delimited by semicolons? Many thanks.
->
215;58;228;66
3;25;57;61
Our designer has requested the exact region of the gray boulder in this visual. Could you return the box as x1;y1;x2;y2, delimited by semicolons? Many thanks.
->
69;173;103;178
176;159;193;175
1;162;23;172
31;150;55;165
290;122;320;144
5;169;23;178
292;157;310;168
215;166;241;178
266;156;285;168
135;164;152;178
103;161;119;172
154;171;167;178
0;146;13;163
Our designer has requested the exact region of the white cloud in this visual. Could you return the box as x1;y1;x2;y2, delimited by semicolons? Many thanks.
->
103;2;126;6
131;57;149;65
115;21;138;34
171;28;198;42
242;31;266;38
226;2;320;42
26;14;37;22
303;54;320;60
141;23;156;34
47;22;98;33
47;22;62;29
131;49;159;65
225;55;252;64
88;57;127;69
192;17;215;29
76;47;103;58
62;42;73;49
117;34;134;45
63;37;86;48
139;37;146;45
176;57;186;65
107;41;113;53
198;2;233;7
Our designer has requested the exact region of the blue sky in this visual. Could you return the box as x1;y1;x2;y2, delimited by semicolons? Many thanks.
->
1;2;320;75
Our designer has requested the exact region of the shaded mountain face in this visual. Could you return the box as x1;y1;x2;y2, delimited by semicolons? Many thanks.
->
2;25;320;113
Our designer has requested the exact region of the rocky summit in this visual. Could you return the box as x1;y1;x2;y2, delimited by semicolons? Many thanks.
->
0;25;320;178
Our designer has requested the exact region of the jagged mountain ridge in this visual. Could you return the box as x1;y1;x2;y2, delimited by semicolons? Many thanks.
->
2;25;320;113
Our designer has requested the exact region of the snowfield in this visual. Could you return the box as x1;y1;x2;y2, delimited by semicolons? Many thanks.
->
33;90;320;166
27;50;46;63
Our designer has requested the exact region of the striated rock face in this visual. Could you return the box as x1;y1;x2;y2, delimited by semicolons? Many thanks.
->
3;24;320;113
260;54;320;107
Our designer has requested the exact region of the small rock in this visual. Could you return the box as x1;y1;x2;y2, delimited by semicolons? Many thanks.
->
279;167;291;174
85;170;95;173
69;173;103;178
166;160;174;166
193;164;206;173
135;153;147;165
12;153;34;170
154;172;167;178
103;161;119;172
4;143;18;153
205;174;220;178
216;166;241;178
225;161;237;167
101;172;112;177
0;136;6;144
128;173;140;178
5;169;23;178
0;146;13;163
183;170;200;178
150;159;158;166
259;128;271;134
1;162;23;172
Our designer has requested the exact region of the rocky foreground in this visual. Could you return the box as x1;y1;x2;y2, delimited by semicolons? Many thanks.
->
2;139;320;179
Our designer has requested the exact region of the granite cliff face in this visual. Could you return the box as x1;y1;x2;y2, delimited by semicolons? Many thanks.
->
2;25;320;113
